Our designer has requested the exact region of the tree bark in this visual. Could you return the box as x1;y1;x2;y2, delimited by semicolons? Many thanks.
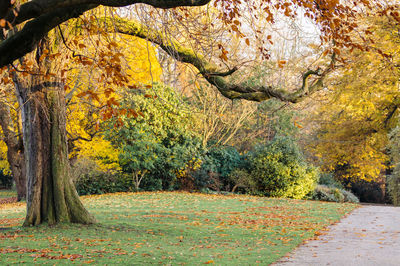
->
7;141;26;200
0;101;26;200
133;170;146;191
0;0;213;69
16;72;95;226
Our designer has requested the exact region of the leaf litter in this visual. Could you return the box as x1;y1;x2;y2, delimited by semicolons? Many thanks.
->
0;191;357;264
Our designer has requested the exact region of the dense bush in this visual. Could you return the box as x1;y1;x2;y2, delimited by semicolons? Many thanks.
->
105;83;203;191
341;189;360;203
0;169;12;189
318;172;344;189
140;175;163;191
194;145;243;191
244;136;319;199
228;168;256;194
343;178;387;203
312;171;359;203
149;134;204;191
312;185;359;203
72;157;132;195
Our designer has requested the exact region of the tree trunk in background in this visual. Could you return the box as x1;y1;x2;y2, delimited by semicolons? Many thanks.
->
0;102;26;200
17;76;95;226
7;141;26;200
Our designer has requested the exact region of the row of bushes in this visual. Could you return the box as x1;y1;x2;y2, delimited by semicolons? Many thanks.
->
71;84;359;202
73;136;314;197
73;135;359;203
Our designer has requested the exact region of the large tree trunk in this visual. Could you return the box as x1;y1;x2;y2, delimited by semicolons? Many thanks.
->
15;71;95;226
0;101;26;200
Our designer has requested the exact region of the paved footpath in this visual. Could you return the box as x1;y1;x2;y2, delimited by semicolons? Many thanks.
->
274;205;400;266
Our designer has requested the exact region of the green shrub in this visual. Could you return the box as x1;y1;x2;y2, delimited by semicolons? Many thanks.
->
340;189;360;203
105;83;203;191
0;169;12;189
204;145;243;179
312;185;359;203
145;134;204;191
140;175;163;191
245;136;319;199
74;172;133;196
317;172;361;203
72;157;132;195
312;185;338;202
333;188;345;202
228;168;257;194
318;172;344;189
194;145;243;191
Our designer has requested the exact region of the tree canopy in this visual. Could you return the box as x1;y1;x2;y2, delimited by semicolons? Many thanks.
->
1;0;398;102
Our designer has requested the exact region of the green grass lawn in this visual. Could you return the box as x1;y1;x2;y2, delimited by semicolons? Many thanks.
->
0;189;16;199
0;192;358;265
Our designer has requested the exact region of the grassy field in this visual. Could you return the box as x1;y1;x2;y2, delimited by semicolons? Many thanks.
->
0;191;358;265
0;189;16;199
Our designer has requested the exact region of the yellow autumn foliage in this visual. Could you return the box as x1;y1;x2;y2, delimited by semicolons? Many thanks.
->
65;15;162;170
74;136;121;171
0;140;10;174
307;16;399;182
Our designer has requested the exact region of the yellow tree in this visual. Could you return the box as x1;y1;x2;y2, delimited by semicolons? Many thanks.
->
307;16;400;182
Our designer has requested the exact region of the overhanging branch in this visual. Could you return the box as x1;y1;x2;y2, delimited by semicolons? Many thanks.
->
4;0;211;28
108;17;334;103
0;4;95;68
0;0;211;67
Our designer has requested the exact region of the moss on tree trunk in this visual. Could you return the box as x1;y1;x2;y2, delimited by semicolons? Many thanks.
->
18;75;95;226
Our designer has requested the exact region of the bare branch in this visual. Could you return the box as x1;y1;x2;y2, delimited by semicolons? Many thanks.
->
108;17;335;103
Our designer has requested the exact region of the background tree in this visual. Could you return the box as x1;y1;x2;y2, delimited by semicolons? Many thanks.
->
0;91;26;199
388;125;400;206
302;15;399;201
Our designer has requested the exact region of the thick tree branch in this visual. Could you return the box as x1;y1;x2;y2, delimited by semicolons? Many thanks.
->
109;17;334;103
0;4;95;68
0;0;211;67
5;0;211;27
0;0;12;20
